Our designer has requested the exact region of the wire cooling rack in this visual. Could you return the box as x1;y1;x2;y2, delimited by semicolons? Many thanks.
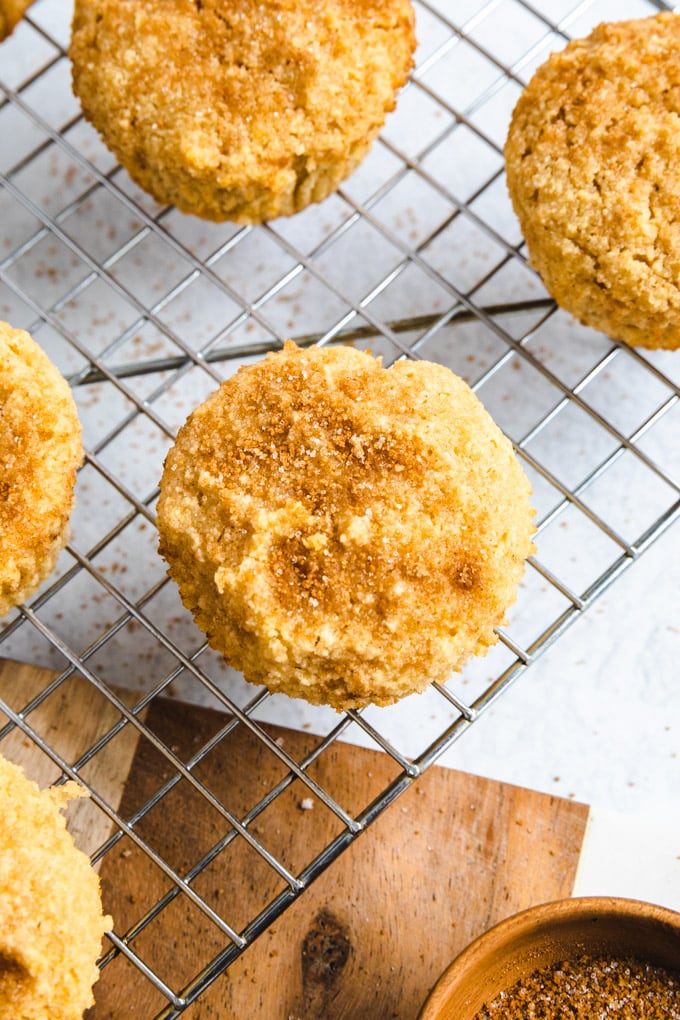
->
2;0;680;1015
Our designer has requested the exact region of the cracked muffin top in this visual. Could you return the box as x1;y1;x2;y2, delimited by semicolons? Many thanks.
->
504;12;680;350
156;342;536;710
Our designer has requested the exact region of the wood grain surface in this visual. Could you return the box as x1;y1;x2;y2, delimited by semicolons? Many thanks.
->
0;658;144;857
92;699;589;1019
0;660;589;1019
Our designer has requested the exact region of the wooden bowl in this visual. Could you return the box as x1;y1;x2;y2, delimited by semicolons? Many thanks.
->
418;896;680;1020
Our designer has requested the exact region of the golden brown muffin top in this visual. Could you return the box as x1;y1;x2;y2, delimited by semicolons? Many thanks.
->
0;0;35;40
162;343;514;621
0;322;82;613
504;12;680;347
0;754;111;1018
70;0;416;189
157;343;535;708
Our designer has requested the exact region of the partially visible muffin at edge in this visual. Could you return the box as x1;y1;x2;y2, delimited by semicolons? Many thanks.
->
0;0;36;40
156;343;536;710
504;12;680;351
0;321;83;617
69;0;416;224
0;754;112;1020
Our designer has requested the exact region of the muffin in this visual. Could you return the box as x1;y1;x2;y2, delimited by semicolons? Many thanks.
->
69;0;416;223
504;13;680;351
0;321;83;617
157;343;536;710
0;0;35;40
0;755;111;1019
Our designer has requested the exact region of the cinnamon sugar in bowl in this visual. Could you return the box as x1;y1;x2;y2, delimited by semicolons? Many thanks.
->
418;897;680;1020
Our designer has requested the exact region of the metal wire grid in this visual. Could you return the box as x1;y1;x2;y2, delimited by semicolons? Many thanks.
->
1;0;680;1014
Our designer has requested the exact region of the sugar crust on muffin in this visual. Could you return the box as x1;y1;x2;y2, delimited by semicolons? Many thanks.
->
505;12;680;350
157;342;535;710
0;754;111;1019
0;321;83;617
69;0;416;223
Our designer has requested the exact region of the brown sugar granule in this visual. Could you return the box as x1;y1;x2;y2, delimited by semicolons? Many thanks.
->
474;953;680;1019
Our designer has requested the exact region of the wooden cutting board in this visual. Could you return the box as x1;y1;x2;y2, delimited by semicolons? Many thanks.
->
0;659;589;1019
